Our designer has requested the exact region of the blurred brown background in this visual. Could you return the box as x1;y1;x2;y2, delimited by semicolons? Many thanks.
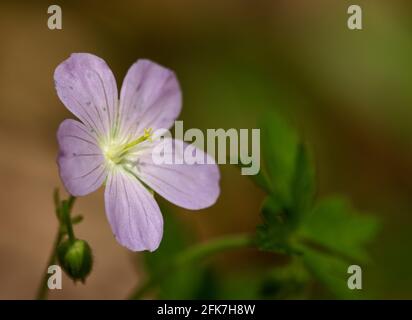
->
0;0;412;299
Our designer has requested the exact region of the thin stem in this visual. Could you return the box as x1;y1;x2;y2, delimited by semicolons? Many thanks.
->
62;200;75;243
36;192;77;300
67;196;76;212
176;233;255;264
35;230;63;300
129;233;255;300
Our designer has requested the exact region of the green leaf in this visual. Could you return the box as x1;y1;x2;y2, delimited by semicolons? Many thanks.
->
299;196;380;263
302;247;366;299
260;111;300;206
255;142;316;253
259;111;316;223
294;195;378;294
290;143;315;224
71;215;84;225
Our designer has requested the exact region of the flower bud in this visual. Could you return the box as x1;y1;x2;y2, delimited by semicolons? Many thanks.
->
57;239;93;282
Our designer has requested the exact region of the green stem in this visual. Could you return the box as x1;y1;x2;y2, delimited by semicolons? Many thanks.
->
129;233;255;300
176;233;255;264
62;200;75;243
36;193;76;300
35;230;63;300
67;195;76;212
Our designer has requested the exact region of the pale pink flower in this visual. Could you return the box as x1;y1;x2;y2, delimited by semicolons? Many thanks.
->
55;53;220;251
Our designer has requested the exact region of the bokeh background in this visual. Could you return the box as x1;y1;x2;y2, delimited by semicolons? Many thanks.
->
0;0;411;299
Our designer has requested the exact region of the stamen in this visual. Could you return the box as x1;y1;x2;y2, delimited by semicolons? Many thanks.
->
122;127;153;150
143;128;153;142
103;128;154;165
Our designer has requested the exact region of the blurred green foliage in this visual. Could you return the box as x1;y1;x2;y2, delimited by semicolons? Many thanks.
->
257;111;379;299
137;111;379;299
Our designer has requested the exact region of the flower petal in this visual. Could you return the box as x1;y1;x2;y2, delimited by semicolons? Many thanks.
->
136;139;220;210
54;53;119;139
104;168;163;252
119;59;181;139
57;119;107;196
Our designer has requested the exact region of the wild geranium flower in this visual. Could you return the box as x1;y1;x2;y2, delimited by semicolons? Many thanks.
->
55;53;220;252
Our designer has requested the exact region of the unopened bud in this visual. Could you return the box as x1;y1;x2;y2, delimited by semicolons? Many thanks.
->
57;239;93;282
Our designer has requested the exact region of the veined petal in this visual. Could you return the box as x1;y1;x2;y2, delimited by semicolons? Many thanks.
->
54;53;119;140
119;59;181;139
104;168;163;252
135;139;220;210
57;119;107;196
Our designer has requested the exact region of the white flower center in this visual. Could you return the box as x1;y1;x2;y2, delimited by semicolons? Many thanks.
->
102;128;153;167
